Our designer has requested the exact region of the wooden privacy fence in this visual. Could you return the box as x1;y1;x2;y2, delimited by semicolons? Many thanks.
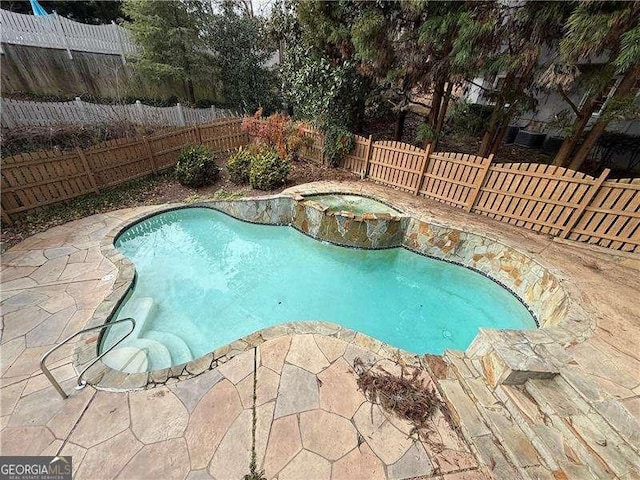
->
1;98;238;128
1;118;248;223
2;119;638;253
0;9;136;60
299;131;639;253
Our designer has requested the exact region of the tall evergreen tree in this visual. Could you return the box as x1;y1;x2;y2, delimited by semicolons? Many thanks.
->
123;0;212;104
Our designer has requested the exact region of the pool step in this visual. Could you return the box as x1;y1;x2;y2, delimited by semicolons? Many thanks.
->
101;297;157;353
102;346;149;373
440;349;640;479
145;330;193;365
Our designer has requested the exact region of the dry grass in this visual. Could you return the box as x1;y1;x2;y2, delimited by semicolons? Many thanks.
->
353;356;445;444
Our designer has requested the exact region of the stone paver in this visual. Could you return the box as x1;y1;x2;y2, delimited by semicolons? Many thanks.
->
74;430;141;480
299;409;358;461
260;336;291;373
274;364;319;418
184;379;242;469
332;444;386;480
318;357;365;418
263;414;302;479
1;185;638;479
129;388;188;443
286;334;330;374
278;450;331;480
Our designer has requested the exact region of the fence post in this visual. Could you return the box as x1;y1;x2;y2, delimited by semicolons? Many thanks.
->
1;208;13;226
559;168;610;239
111;21;127;65
135;100;145;124
142;137;157;174
362;135;374;178
193;124;203;144
177;103;186;126
53;12;73;60
76;148;99;194
466;153;494;211
414;143;432;195
75;97;88;125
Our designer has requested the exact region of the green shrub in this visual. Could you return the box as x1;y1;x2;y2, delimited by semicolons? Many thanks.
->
175;145;220;188
227;146;254;184
249;148;291;190
323;125;355;167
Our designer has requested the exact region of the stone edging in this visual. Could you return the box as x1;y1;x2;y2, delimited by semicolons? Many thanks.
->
73;188;595;391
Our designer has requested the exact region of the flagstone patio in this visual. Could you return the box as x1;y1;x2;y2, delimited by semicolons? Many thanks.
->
1;181;639;479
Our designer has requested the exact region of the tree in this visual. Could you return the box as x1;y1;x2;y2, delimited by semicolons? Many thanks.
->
544;1;640;170
451;1;574;157
271;0;368;130
206;4;279;112
123;0;212;104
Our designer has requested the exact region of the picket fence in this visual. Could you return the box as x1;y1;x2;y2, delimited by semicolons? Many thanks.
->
0;9;136;59
1;98;238;128
1;120;638;253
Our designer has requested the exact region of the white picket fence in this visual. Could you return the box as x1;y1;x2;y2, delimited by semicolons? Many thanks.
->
0;98;239;128
0;9;136;59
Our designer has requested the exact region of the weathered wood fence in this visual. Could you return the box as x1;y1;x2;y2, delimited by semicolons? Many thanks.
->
0;9;136;60
1;118;248;223
1;98;238;128
300;130;640;253
1;120;638;253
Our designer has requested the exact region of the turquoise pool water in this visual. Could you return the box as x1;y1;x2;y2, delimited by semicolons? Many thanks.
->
102;207;535;371
304;194;402;216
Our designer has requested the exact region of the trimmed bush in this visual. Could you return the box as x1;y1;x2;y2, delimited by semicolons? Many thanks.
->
175;145;220;188
249;148;291;190
227;146;254;184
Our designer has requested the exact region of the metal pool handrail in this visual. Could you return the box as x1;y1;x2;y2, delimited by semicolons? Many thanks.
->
40;317;136;399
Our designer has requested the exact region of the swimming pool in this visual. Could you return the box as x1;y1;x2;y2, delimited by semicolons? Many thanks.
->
101;207;535;372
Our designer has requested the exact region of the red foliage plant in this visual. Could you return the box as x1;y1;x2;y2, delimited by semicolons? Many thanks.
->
242;108;311;160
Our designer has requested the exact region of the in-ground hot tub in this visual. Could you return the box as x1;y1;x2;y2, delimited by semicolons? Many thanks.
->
100;205;536;373
292;193;407;249
303;194;403;216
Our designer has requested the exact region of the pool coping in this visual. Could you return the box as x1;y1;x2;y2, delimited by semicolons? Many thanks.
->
74;190;596;391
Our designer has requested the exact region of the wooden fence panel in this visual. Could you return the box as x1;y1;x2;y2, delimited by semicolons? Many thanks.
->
85;138;151;188
369;141;425;193
472;163;597;236
566;178;640;253
341;135;369;174
419;152;488;208
299;127;324;164
1;150;96;214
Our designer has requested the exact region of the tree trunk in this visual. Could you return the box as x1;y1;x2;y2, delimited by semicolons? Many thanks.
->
552;111;592;167
185;79;196;104
489;121;510;156
478;102;502;158
552;75;618;167
432;82;453;150
568;66;640;171
394;108;408;141
424;78;445;149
